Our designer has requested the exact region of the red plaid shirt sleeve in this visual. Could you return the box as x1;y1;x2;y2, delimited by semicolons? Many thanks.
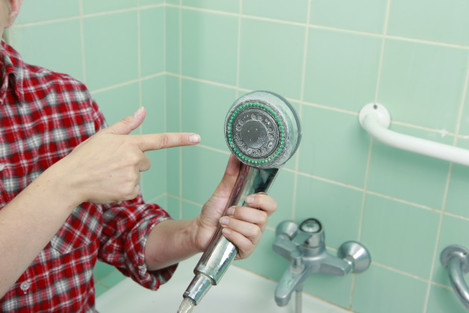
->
0;41;176;313
98;198;177;289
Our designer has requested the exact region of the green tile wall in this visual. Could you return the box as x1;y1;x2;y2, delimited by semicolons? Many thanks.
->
181;9;238;85
16;0;80;23
377;39;467;131
82;0;138;14
10;20;84;81
304;28;382;112
243;0;309;23
239;18;305;99
387;0;469;46
7;0;469;312
310;0;387;34
83;12;139;91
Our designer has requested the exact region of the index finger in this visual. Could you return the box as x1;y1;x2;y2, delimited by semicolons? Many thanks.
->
245;193;277;216
133;132;201;151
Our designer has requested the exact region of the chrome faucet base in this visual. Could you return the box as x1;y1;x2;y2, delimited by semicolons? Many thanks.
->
273;218;371;308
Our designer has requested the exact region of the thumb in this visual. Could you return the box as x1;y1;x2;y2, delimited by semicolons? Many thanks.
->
214;155;242;196
104;107;146;135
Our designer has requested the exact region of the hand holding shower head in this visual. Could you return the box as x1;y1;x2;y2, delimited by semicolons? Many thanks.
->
178;91;301;313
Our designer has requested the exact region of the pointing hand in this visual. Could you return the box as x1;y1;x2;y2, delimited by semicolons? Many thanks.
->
56;108;200;204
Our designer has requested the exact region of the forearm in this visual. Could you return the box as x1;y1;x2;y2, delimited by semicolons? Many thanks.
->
144;218;202;271
0;165;80;298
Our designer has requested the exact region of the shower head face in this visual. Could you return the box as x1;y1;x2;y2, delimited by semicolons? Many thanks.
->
225;91;301;169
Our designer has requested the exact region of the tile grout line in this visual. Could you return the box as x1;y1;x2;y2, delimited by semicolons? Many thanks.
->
355;0;391;242
235;0;242;99
363;0;392;243
293;0;312;221
136;0;143;127
453;56;469;142
422;165;452;313
422;54;469;313
163;2;168;137
89;73;165;94
373;0;391;104
350;136;372;309
14;5;165;28
364;190;439;212
165;73;359;116
166;4;469;51
163;2;168;203
196;143;231;156
178;0;183;219
135;0;145;192
191;142;454;219
350;0;392;308
165;72;469;142
78;0;87;84
13;5;469;52
147;192;168;205
372;261;435;285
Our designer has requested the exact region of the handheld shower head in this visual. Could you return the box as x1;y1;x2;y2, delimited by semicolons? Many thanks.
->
225;91;301;169
179;91;301;313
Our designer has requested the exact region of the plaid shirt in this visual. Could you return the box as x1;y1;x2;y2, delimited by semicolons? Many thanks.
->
0;41;176;312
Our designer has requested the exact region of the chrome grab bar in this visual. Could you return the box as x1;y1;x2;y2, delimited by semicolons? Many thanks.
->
440;245;469;309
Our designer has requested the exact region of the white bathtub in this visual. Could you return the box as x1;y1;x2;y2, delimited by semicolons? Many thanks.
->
96;255;350;313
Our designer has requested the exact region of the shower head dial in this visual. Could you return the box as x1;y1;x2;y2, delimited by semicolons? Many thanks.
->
224;91;301;169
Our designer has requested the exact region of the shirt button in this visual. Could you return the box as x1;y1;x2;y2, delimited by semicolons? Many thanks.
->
20;281;30;291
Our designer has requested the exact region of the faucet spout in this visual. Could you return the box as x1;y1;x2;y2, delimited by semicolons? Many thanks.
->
274;261;308;306
274;250;352;306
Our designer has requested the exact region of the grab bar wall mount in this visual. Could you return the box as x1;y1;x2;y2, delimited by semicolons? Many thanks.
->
359;103;469;167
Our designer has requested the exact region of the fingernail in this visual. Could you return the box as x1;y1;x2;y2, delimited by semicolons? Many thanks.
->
134;107;145;119
220;217;229;225
227;207;235;216
245;196;254;205
222;228;231;236
189;134;201;143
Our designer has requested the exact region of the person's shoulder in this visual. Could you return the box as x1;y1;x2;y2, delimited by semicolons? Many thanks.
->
23;64;97;112
28;64;89;94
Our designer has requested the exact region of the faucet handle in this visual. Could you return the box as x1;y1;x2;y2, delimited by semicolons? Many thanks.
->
337;241;372;273
294;218;323;248
275;220;298;239
273;220;299;260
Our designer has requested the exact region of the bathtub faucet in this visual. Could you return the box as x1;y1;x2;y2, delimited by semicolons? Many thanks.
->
273;218;371;307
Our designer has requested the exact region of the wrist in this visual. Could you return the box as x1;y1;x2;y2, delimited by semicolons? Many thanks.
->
145;218;202;271
191;216;206;253
39;159;84;210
